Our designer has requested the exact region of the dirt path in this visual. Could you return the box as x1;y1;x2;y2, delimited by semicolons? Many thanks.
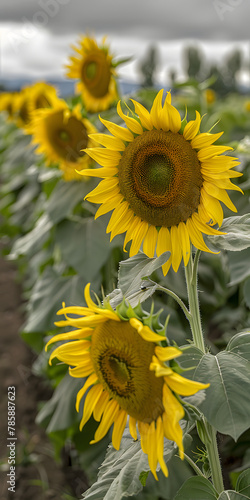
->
0;248;78;500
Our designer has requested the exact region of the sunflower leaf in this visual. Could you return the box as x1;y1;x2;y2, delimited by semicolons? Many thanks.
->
174;476;217;500
193;342;250;440
117;251;170;307
218;492;250;500
82;426;183;500
236;468;250;498
205;214;250;252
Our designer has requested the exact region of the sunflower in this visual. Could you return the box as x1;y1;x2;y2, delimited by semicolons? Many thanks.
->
81;89;242;274
27;81;58;113
65;35;119;113
28;98;97;180
46;283;209;479
13;88;31;128
0;92;16;119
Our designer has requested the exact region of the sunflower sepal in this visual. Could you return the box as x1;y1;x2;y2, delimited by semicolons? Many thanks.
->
112;56;133;68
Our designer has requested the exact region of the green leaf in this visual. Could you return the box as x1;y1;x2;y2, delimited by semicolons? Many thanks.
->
139;471;149;487
36;373;83;432
206;214;250;252
236;469;250;498
193;350;250;440
46;179;97;224
117;251;170;307
228;249;250;286
174;476;217;500
9;213;52;258
243;278;250;309
22;268;86;333
226;331;250;362
55;217;122;281
218;491;250;500
82;427;178;500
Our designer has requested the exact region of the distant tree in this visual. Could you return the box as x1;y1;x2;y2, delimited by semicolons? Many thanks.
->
184;46;203;80
138;45;159;88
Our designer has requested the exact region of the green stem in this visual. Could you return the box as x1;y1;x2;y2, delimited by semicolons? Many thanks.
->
205;423;225;495
184;250;205;353
183;453;205;478
184;250;224;494
156;285;191;321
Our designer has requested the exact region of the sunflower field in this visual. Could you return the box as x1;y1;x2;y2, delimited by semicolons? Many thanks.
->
1;35;250;500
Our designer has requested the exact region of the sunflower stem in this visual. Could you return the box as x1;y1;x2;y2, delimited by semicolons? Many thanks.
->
184;251;224;494
182;453;206;478
185;251;205;353
156;285;191;321
204;422;225;495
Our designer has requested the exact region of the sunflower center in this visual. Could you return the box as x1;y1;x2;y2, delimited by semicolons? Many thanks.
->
91;320;164;424
46;110;88;162
36;94;51;109
118;129;203;227
81;51;111;98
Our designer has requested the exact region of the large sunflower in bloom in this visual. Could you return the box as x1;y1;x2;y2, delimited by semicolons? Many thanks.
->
46;283;209;479
81;90;242;275
29;98;97;180
65;35;119;113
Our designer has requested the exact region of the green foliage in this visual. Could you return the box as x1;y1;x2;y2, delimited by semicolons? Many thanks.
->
193;333;250;440
174;476;217;500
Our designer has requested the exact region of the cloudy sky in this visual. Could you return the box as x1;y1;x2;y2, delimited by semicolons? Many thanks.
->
0;0;249;85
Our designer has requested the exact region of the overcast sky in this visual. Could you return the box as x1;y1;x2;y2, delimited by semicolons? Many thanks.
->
0;0;249;84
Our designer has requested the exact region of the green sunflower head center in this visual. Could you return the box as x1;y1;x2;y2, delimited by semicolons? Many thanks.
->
81;51;111;98
46;110;88;163
118;129;203;227
144;154;174;195
91;320;164;424
108;356;130;385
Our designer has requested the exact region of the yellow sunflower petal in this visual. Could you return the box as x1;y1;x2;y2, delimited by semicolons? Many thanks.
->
129;318;164;342
162;385;184;459
84;147;121;167
112;409;127;450
93;391;110;421
147;421;158;481
99;116;134;142
156;226;171;256
76;373;98;412
191;131;223;149
130;99;153;130
79;384;103;430
150;89;164;129
166;372;210;396
117;101;143;135
129;417;137;441
170;226;183;272
198;146;233;161
156;416;169;477
88;133;125;151
129;220;148;256
178;222;191;266
143;225;158;258
183;111;201;140
91;399;120;443
203;182;237;212
94;194;124;219
186;217;215;254
155;346;183;362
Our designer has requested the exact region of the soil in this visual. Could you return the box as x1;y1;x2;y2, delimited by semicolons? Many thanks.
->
0;246;88;500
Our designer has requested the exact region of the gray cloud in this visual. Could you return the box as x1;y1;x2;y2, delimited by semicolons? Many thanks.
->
0;0;249;41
